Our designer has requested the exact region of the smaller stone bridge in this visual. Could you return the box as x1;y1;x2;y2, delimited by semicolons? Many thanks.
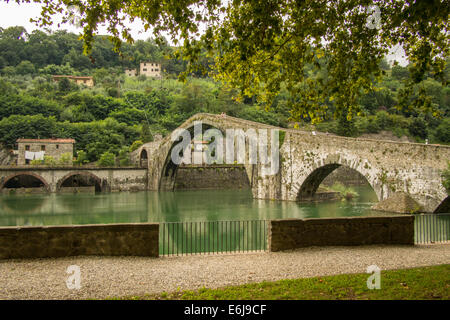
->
0;166;148;193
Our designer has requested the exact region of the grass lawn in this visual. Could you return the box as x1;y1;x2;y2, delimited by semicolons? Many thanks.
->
118;264;449;300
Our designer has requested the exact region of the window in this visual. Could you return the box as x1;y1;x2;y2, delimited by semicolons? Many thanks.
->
56;145;59;149
155;69;159;72
144;63;146;66
41;145;45;151
151;69;154;72
25;145;30;151
143;68;147;72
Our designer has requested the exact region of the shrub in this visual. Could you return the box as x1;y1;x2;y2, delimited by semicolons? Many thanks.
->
97;151;115;167
58;152;73;166
73;150;89;166
129;140;144;152
43;155;57;166
409;117;428;139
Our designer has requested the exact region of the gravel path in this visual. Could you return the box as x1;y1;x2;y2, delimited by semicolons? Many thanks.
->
0;244;449;300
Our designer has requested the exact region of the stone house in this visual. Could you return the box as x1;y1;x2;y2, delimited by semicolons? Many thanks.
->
139;62;161;78
16;138;75;165
125;68;137;77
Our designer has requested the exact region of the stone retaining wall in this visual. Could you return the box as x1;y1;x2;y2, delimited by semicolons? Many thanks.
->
0;223;159;259
174;165;251;190
268;216;414;251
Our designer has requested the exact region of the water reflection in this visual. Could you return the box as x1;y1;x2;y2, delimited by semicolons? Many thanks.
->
0;186;389;227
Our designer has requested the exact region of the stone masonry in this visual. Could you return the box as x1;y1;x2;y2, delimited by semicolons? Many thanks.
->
144;113;450;213
268;216;415;251
0;223;159;259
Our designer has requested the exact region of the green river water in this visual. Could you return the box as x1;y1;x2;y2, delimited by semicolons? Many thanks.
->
0;186;393;227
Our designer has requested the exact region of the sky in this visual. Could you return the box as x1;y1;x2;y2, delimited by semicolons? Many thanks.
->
0;1;408;66
0;2;154;40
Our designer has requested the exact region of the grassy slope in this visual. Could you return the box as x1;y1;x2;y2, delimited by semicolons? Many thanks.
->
116;265;450;300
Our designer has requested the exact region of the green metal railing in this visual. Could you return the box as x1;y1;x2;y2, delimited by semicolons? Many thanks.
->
159;220;268;256
414;214;450;244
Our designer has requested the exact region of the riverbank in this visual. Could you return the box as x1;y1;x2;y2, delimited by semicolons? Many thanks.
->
0;244;449;300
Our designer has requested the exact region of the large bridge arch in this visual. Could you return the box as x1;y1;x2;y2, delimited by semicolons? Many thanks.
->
0;172;50;192
433;196;450;213
56;171;108;192
147;113;278;192
158;119;254;191
291;153;382;202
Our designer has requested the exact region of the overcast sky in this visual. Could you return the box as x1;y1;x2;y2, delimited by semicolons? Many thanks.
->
0;2;154;40
0;1;408;66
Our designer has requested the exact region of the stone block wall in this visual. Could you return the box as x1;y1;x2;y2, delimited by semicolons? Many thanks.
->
268;216;414;251
0;223;159;259
174;165;251;190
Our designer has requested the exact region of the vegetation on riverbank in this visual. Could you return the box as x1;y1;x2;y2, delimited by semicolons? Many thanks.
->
323;183;359;201
117;264;450;300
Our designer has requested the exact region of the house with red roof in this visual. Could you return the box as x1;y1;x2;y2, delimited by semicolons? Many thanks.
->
16;138;75;165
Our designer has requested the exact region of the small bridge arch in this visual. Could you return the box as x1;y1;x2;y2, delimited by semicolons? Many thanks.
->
0;172;50;192
140;149;148;168
56;171;107;192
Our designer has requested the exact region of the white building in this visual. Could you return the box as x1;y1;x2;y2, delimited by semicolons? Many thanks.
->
125;68;137;77
140;62;161;78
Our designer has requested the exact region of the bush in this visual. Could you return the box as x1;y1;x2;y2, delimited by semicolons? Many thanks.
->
409;117;428;139
97;151;115;167
43;155;57;166
117;147;131;166
73;150;89;166
433;118;450;143
129;140;144;152
58;152;73;166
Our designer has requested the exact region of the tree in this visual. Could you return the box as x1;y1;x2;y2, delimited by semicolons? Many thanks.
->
24;0;448;123
97;151;115;167
15;60;35;75
117;147;131;166
140;121;153;143
129;140;143;152
409;118;428;140
73;150;89;166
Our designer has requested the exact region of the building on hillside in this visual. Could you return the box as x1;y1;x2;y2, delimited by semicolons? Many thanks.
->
139;62;161;78
125;68;137;77
16;138;75;165
52;75;94;87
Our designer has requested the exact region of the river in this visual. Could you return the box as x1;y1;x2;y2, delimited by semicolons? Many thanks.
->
0;186;396;227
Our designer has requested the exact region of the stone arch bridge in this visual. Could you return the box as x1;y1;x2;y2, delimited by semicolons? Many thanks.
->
0;167;148;193
136;113;450;213
1;113;448;213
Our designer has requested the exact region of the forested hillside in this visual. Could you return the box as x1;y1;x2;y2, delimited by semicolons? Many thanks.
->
0;26;448;164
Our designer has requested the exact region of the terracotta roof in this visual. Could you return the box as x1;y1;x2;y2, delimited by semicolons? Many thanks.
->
17;138;75;143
